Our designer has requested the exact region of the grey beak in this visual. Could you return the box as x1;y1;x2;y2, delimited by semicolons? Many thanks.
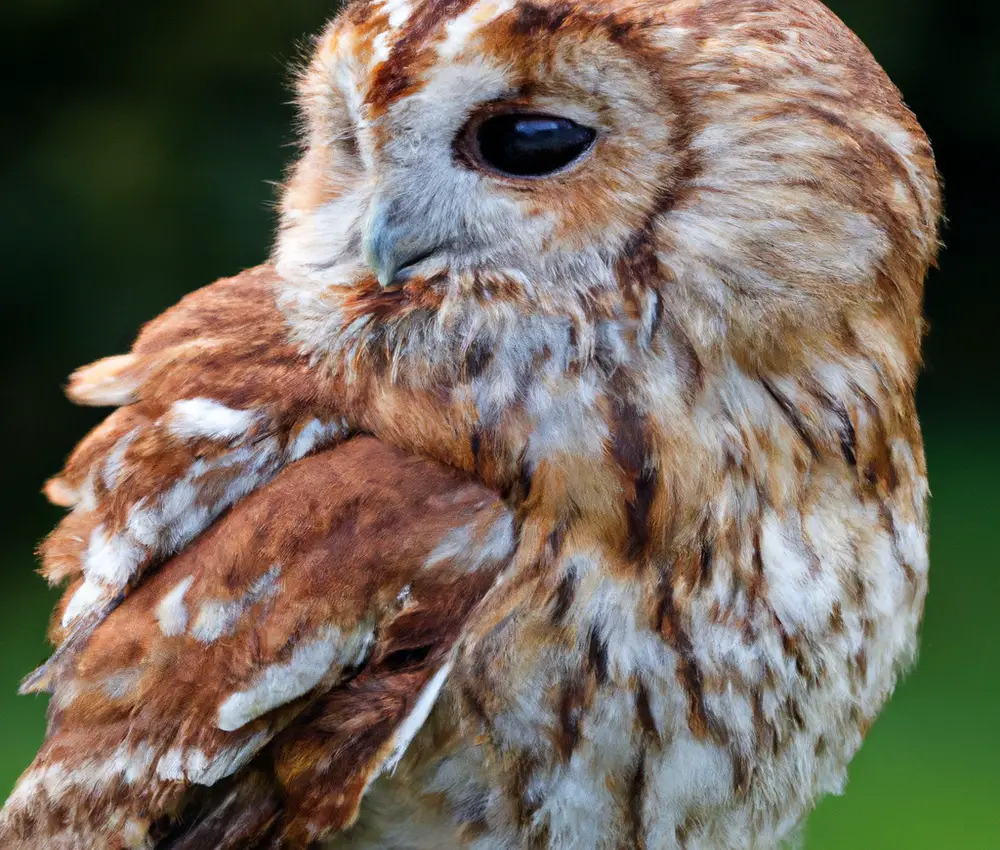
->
364;201;441;289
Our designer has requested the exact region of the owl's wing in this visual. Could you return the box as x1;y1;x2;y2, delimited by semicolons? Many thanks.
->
1;437;514;849
26;265;344;695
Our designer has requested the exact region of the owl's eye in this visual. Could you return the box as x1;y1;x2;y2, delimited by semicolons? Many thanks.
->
469;113;597;178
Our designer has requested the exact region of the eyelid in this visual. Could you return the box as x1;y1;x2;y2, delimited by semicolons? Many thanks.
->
456;99;603;147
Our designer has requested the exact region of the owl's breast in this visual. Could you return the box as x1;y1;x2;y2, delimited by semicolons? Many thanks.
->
333;489;926;850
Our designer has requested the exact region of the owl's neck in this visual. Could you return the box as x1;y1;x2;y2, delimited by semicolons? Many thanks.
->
349;323;921;579
279;268;924;580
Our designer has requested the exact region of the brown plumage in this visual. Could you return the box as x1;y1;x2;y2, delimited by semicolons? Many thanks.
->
2;0;940;847
7;434;512;848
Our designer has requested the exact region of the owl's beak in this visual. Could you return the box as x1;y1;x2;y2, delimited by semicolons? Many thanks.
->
364;202;441;290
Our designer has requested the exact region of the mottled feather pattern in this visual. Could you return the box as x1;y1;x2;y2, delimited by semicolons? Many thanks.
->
2;0;940;847
4;438;514;848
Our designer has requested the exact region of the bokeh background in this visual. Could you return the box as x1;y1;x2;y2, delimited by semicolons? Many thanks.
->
1;1;996;846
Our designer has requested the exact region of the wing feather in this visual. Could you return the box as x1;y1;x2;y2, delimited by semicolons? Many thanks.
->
2;438;513;849
30;267;344;686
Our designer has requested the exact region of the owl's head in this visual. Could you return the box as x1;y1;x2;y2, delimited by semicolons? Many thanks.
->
276;0;940;390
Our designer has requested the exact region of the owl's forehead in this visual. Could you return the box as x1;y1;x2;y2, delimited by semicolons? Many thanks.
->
316;0;874;123
335;0;602;60
319;0;672;119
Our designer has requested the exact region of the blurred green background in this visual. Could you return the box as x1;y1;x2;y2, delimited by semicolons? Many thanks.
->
1;1;997;846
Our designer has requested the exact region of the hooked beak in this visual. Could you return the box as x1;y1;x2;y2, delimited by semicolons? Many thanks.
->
363;201;442;289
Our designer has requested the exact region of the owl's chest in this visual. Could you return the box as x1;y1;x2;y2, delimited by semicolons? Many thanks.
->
418;574;746;848
334;505;924;850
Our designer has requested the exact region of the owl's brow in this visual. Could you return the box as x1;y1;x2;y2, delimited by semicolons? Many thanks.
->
366;0;482;114
360;0;664;117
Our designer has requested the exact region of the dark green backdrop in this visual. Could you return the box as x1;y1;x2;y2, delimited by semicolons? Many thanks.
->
1;2;996;846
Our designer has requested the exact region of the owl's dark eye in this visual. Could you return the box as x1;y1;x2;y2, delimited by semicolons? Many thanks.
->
471;113;597;178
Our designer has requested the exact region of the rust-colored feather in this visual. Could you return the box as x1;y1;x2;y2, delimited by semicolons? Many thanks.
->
1;438;513;849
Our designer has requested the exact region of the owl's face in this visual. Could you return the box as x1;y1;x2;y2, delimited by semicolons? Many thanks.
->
281;0;679;313
277;0;940;388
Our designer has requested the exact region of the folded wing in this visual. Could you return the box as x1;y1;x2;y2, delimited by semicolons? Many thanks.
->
1;437;514;849
31;267;345;693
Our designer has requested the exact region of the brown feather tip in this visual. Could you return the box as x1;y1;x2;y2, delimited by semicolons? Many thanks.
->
41;477;78;508
66;353;141;407
155;770;281;850
18;595;123;695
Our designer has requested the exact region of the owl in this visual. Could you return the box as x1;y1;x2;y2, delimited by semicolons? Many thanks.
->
0;0;940;847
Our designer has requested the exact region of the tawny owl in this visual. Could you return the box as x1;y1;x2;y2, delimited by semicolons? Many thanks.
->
0;0;941;847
